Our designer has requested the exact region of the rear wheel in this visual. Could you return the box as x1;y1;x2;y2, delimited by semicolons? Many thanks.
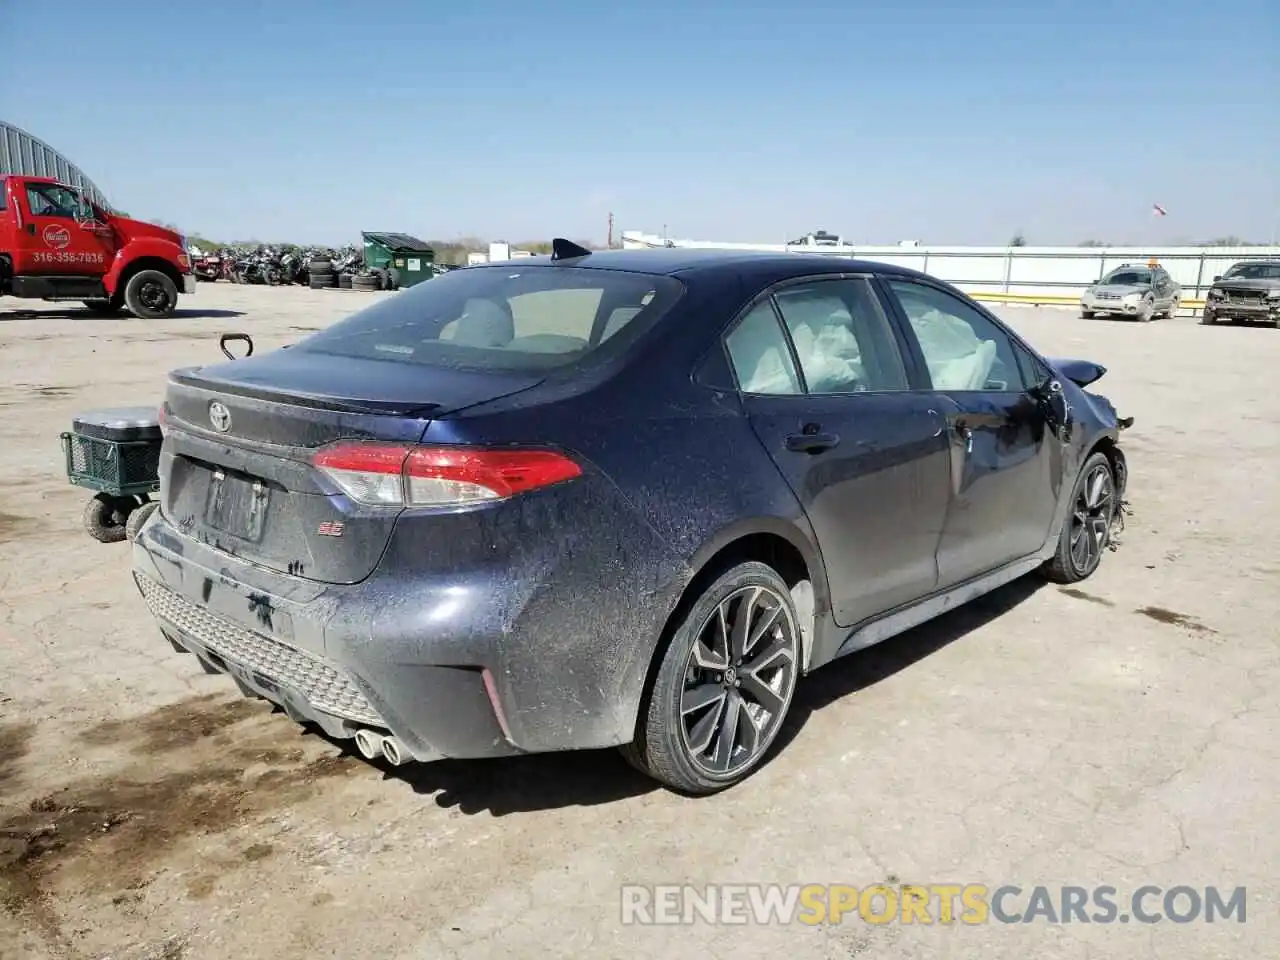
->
125;499;159;542
623;561;801;794
124;270;179;319
83;493;136;543
1041;452;1116;584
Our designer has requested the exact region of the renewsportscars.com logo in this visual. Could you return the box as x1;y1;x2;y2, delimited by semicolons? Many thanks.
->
620;883;1247;926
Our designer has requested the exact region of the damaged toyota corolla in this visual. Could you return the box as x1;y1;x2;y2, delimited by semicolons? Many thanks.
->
132;241;1132;794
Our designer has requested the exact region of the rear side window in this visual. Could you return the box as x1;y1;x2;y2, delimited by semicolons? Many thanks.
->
0;179;6;211
726;301;802;395
298;265;684;372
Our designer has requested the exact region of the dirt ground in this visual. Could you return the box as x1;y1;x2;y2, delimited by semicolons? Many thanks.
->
1;284;1276;960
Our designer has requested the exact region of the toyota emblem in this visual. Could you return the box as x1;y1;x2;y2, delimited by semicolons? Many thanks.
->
208;401;232;433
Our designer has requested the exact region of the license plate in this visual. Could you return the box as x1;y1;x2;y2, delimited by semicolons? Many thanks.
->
205;469;269;541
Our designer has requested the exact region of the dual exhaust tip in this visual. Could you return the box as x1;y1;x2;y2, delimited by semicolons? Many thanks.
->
353;728;407;766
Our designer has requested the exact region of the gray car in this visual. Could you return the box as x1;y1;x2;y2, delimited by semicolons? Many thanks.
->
1079;264;1181;321
1202;260;1280;327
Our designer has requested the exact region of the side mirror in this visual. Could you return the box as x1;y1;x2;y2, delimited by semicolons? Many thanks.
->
1213;275;1222;282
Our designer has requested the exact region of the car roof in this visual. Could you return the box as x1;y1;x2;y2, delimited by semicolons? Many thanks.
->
467;247;926;282
1228;259;1280;267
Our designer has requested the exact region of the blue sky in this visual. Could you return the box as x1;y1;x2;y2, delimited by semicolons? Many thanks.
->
2;0;1276;246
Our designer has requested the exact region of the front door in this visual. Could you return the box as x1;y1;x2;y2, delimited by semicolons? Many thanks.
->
12;181;115;276
726;277;952;628
880;278;1062;587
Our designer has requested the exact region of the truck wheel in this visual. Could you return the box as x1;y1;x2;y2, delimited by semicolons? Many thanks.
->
124;270;179;320
83;299;122;315
83;493;134;543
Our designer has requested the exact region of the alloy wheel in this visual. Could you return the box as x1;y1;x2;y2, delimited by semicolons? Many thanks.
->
679;584;798;778
1069;462;1113;576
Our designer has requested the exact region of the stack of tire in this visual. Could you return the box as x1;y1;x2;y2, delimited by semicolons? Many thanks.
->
308;258;336;289
352;268;397;293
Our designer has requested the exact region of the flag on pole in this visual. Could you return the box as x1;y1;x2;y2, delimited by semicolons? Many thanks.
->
1152;203;1168;217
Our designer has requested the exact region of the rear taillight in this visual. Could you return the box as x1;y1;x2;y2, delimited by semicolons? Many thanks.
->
311;442;582;507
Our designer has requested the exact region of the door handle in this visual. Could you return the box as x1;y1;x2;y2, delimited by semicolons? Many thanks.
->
952;419;973;453
785;432;840;453
26;223;36;235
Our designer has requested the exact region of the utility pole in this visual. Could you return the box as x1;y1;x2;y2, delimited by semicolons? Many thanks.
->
607;211;614;249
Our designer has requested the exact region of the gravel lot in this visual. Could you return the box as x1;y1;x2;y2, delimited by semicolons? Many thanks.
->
1;284;1276;960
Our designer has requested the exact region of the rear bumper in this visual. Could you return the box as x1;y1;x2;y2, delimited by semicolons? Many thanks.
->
131;491;688;762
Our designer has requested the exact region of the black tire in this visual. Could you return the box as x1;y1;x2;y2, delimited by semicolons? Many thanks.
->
309;273;336;289
352;274;380;292
1080;310;1095;319
308;259;333;274
1200;309;1215;325
1139;297;1156;322
338;272;353;288
82;299;122;315
123;270;179;320
125;499;159;543
623;561;802;794
1041;452;1116;584
83;493;135;544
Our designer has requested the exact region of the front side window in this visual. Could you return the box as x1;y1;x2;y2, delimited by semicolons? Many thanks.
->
725;301;802;395
25;183;91;219
885;279;1028;393
772;278;909;393
298;265;682;373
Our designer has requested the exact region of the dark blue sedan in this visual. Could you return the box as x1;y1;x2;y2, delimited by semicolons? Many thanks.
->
132;241;1131;794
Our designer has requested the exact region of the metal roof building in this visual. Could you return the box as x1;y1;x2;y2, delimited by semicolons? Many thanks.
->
0;120;112;209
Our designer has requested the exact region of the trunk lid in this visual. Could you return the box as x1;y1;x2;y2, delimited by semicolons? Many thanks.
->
160;351;544;584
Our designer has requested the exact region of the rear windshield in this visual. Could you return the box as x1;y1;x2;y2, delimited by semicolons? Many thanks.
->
296;264;684;372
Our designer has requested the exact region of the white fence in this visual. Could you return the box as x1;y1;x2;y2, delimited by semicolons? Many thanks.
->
620;231;1280;306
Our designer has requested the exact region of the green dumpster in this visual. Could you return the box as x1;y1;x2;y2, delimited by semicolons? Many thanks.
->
361;232;436;288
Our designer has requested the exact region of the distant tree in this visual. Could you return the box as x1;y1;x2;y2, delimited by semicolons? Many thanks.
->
1009;232;1027;247
1078;239;1110;247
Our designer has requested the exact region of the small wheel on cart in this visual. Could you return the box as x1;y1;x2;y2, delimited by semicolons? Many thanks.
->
83;493;138;544
126;499;160;543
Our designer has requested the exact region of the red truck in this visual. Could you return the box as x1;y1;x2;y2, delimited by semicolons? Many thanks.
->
1;174;195;319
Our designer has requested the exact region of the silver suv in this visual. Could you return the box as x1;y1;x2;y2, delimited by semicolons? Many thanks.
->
1080;263;1181;322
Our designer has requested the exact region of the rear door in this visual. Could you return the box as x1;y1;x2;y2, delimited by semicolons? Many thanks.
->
12;181;115;276
728;275;952;628
878;278;1062;588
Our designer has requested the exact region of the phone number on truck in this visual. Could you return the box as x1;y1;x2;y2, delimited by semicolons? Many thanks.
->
32;251;106;265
